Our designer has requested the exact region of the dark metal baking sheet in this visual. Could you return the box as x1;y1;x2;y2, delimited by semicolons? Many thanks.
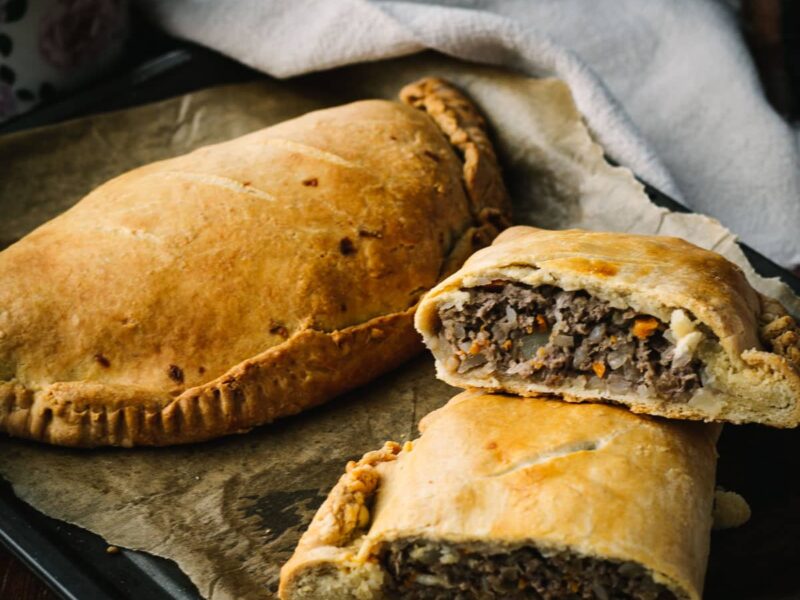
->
0;478;201;600
1;40;799;600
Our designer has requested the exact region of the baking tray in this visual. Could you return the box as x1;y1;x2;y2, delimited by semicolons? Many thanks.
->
1;42;800;600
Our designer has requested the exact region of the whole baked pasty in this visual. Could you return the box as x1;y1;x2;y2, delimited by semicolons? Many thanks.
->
0;78;510;447
415;226;800;427
279;391;718;600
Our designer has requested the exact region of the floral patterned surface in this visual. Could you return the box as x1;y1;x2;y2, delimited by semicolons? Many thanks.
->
39;0;126;70
0;0;127;123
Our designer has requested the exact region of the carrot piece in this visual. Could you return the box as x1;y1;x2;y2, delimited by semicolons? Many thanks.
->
632;317;660;339
592;362;607;378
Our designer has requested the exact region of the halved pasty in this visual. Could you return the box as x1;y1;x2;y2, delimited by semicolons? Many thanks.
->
0;78;510;446
415;226;800;427
279;390;718;600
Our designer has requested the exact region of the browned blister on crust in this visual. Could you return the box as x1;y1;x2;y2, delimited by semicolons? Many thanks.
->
415;226;800;427
0;78;510;447
279;391;718;600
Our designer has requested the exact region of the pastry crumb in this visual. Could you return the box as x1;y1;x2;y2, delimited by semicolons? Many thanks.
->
713;489;751;530
106;545;120;555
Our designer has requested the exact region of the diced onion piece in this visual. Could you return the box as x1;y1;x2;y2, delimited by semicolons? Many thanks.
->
587;323;606;344
506;361;530;376
491;312;517;340
519;332;549;358
505;305;517;323
471;362;496;377
573;344;590;368
670;309;696;339
490;323;506;341
607;347;631;370
672;349;693;369
458;354;488;372
673;331;704;366
552;334;574;348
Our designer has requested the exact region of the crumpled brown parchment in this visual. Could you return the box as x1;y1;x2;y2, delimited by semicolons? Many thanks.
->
0;53;798;599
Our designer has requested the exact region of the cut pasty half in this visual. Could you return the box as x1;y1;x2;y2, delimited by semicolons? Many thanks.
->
0;78;510;446
279;390;718;600
415;226;800;427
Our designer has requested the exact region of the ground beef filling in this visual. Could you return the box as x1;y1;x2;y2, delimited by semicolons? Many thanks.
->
438;282;702;401
382;540;676;600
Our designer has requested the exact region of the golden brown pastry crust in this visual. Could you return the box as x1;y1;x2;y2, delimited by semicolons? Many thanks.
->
279;391;718;600
0;79;510;447
415;226;800;427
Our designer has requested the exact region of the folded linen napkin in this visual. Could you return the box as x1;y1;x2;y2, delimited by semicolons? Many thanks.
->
140;0;800;269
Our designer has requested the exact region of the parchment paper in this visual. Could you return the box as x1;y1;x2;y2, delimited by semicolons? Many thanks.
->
1;53;799;599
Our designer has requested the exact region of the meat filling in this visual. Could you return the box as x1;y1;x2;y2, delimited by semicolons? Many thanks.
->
438;282;703;401
382;540;676;600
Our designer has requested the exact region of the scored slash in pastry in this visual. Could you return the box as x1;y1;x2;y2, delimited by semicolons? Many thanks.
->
415;226;800;427
0;78;510;447
279;390;718;600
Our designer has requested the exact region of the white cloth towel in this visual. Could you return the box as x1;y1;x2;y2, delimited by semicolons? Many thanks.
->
140;0;800;268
